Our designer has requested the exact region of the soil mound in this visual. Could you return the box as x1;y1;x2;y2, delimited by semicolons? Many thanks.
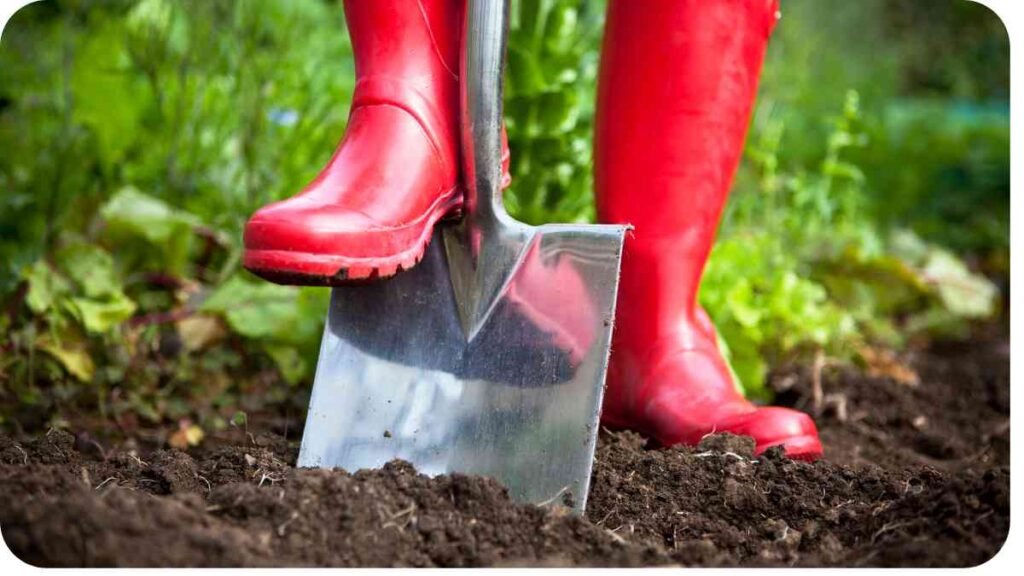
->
0;334;1009;567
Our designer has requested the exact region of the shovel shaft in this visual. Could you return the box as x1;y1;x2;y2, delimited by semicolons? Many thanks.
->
461;0;509;224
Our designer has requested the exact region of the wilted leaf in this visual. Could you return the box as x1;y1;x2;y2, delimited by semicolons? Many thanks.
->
920;249;997;319
36;336;95;382
176;314;226;352
185;425;204;445
857;344;919;387
168;422;205;449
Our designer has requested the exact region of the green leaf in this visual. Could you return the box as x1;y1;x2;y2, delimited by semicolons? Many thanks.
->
202;275;327;383
725;280;762;328
203;275;327;343
542;5;578;55
66;294;137;334
536;90;578;133
731;354;768;401
822;159;865;182
904;308;971;340
101;187;202;244
230;411;248;427
100;187;201;275
202;276;298;340
127;0;175;37
54;242;121;299
507;45;547;97
71;22;147;170
263;344;307;386
36;336;95;382
23;261;71;315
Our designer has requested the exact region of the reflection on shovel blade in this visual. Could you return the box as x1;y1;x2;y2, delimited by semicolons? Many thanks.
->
298;224;625;513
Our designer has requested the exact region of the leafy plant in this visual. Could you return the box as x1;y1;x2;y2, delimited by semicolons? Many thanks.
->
503;0;605;224
201;276;327;385
0;0;349;432
703;92;998;398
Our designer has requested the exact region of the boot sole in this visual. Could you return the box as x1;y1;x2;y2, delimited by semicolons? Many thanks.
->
599;415;823;461
243;190;463;287
754;433;823;461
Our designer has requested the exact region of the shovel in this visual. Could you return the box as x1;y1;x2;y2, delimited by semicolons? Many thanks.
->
296;0;627;514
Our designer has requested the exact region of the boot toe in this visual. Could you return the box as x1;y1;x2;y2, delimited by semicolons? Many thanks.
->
241;101;463;285
616;345;824;461
242;186;460;284
719;407;823;460
245;197;391;256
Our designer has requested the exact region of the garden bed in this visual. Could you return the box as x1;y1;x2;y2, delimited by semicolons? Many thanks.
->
0;331;1009;567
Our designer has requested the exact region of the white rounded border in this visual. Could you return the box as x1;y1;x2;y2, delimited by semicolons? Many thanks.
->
0;0;1018;573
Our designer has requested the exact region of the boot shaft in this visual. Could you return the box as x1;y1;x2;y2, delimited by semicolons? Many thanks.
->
344;0;463;84
595;0;778;322
595;0;778;231
339;0;467;192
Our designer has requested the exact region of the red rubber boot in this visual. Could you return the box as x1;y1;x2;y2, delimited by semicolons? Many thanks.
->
595;0;822;460
244;0;508;285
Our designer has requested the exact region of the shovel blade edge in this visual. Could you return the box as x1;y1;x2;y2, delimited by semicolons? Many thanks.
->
298;224;626;513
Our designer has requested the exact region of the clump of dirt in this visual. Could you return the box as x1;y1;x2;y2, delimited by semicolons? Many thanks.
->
588;431;1008;567
0;430;658;567
772;328;1010;473
0;334;1009;567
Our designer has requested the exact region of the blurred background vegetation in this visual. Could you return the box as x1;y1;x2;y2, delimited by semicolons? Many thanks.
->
0;0;1008;442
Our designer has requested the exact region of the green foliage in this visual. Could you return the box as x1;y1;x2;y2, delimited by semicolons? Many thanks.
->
502;0;605;224
703;92;999;398
202;276;328;385
0;0;354;291
101;187;205;276
701;235;857;399
5;189;253;428
856;101;1009;260
22;239;137;337
758;0;1009;263
0;0;347;430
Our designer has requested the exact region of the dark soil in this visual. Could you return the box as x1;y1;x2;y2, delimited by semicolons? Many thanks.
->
0;333;1009;567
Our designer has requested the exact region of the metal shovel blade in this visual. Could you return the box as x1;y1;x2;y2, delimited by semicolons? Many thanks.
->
296;0;626;513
